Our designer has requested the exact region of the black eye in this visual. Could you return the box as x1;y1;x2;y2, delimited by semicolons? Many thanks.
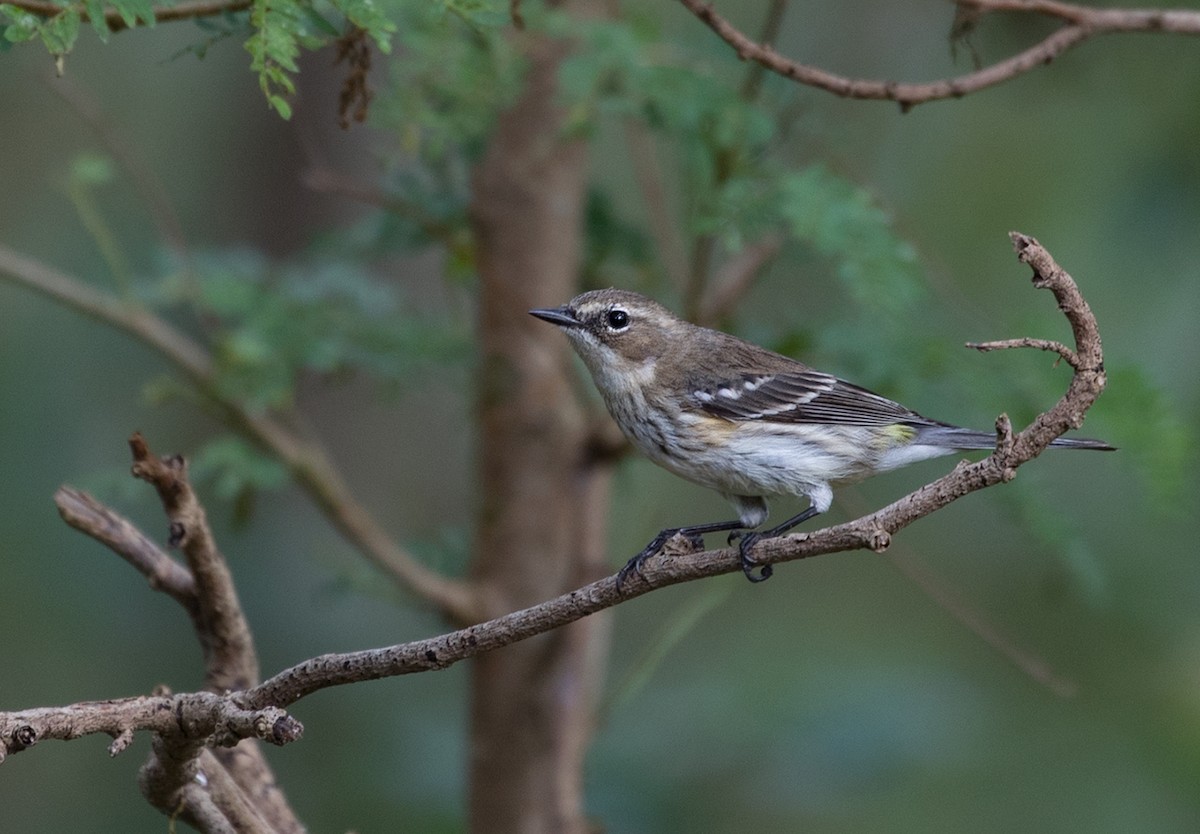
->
606;308;630;329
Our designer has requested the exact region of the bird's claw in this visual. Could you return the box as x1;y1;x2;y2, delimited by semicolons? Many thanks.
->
616;530;672;592
736;532;772;583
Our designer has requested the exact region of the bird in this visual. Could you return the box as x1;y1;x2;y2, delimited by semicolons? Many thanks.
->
529;289;1113;588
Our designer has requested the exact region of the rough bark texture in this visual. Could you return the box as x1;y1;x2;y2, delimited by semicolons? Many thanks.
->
467;23;612;834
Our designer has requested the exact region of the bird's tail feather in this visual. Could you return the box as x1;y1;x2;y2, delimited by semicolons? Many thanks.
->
915;425;1115;452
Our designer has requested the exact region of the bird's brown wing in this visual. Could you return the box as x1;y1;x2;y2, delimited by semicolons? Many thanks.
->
690;371;934;427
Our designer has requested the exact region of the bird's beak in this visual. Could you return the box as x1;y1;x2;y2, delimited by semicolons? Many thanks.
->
529;306;583;328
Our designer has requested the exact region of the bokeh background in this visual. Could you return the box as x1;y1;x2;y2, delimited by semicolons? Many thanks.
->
1;1;1198;831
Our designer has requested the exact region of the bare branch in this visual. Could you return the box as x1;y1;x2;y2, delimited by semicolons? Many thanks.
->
54;436;307;831
0;692;301;764
676;0;1200;109
0;245;478;624
967;336;1079;369
236;231;1109;706
129;432;259;693
8;0;251;32
0;235;1107;814
55;486;197;611
739;0;789;101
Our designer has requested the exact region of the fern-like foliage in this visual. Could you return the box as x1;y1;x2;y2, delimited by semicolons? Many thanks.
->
243;0;395;118
1;0;400;116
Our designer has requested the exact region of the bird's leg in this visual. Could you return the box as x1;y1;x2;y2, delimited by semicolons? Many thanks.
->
729;505;822;583
617;518;747;591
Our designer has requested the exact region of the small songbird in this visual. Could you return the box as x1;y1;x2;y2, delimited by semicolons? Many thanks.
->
530;289;1113;587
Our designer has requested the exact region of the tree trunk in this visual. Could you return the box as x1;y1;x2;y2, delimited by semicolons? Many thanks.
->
467;21;613;834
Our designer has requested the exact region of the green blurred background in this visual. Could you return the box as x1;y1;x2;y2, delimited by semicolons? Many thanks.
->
1;1;1199;831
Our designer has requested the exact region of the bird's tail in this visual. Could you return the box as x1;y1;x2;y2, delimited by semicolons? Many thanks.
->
915;425;1116;452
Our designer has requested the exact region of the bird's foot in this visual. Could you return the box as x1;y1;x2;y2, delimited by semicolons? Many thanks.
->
616;529;674;592
729;530;773;583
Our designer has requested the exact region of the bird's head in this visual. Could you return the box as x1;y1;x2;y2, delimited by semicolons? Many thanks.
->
530;289;683;392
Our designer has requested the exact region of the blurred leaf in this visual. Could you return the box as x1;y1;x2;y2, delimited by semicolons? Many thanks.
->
174;248;469;410
374;0;520;162
190;436;289;527
583;188;653;286
1103;364;1192;511
0;5;42;43
331;0;395;52
37;5;80;56
69;152;116;186
82;0;109;40
558;13;924;317
111;0;156;28
246;0;302;117
776;164;923;313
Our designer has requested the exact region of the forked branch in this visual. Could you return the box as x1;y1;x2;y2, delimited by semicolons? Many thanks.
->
676;0;1200;110
0;234;1108;834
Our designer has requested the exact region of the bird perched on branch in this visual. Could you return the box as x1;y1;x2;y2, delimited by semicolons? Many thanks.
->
530;289;1113;588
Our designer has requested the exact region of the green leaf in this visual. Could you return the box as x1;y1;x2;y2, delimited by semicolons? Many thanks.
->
372;1;520;161
82;0;110;40
331;0;395;52
110;0;155;28
38;6;80;56
0;4;40;43
300;3;338;37
190;436;289;522
178;248;469;411
1102;365;1191;510
267;91;292;119
246;0;302;118
776;164;924;312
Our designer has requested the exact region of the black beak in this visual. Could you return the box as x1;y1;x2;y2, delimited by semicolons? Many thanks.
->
529;306;582;328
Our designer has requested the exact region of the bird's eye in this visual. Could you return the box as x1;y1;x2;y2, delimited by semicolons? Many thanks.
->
605;308;630;330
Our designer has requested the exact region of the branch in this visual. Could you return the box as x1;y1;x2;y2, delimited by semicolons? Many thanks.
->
676;0;1200;109
967;336;1078;369
1;234;1107;808
8;0;251;32
51;435;306;830
55;486;198;612
237;231;1107;705
128;432;260;693
0;245;478;624
0;692;301;765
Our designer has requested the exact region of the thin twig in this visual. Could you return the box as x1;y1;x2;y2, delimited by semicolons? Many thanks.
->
129;432;259;693
676;0;1200;110
967;336;1079;369
10;0;252;32
55;486;198;612
739;0;788;101
835;485;1076;699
